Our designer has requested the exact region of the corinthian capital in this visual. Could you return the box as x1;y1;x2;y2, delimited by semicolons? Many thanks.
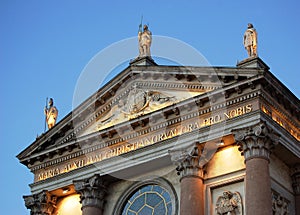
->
74;174;107;210
169;142;207;179
232;121;280;162
23;190;57;215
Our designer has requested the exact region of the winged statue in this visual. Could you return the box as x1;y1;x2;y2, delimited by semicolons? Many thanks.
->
215;191;243;215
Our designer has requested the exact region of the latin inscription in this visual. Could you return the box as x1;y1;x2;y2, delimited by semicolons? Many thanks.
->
36;104;253;181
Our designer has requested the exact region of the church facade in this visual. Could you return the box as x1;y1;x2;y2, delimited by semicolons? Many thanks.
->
18;31;299;215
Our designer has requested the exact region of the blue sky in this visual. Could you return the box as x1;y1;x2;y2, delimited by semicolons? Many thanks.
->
1;0;299;214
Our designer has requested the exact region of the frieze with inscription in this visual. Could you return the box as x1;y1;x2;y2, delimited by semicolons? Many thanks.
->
35;103;255;182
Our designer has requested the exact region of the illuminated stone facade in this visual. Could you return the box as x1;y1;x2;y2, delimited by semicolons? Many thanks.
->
18;57;300;215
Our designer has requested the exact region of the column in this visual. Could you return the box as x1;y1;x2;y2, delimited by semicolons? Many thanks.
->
74;174;107;215
169;143;206;215
23;190;57;215
233;121;279;215
291;164;300;215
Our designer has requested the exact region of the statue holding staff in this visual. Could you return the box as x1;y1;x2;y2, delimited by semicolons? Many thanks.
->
243;23;258;57
138;21;152;57
44;98;58;130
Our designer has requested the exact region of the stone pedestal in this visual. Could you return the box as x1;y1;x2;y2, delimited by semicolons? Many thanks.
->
236;56;269;70
74;174;107;215
233;121;279;215
130;56;157;66
170;143;206;215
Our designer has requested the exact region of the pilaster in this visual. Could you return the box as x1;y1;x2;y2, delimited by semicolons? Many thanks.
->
74;174;107;215
23;190;57;215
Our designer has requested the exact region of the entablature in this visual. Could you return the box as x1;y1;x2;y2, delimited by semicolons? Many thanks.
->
29;89;261;182
18;70;265;166
18;62;299;179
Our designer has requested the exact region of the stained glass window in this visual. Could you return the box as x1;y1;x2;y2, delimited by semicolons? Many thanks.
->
121;184;173;215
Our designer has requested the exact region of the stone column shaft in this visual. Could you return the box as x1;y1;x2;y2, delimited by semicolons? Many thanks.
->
180;177;204;215
245;158;272;215
170;143;206;215
82;207;102;215
233;121;279;215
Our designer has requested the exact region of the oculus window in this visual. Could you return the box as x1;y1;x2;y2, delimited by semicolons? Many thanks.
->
121;184;173;215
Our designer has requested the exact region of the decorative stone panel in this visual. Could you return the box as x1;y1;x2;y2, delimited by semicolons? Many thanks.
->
272;191;290;215
215;191;243;215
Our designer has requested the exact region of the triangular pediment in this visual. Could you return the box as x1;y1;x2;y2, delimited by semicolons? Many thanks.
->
77;64;261;137
17;58;268;167
17;57;300;184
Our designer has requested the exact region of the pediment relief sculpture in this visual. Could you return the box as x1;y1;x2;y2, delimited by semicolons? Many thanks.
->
97;86;177;130
215;191;243;215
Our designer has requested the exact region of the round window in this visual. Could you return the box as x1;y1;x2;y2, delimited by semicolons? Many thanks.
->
121;184;173;215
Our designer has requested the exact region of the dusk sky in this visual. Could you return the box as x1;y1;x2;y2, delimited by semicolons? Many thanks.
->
1;1;299;214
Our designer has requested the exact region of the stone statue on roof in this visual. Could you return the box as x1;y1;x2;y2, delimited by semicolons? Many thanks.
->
243;23;258;57
138;24;152;57
44;98;58;129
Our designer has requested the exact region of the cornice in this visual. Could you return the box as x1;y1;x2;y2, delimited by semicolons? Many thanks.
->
137;81;221;91
264;71;299;107
260;89;300;130
131;65;264;76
